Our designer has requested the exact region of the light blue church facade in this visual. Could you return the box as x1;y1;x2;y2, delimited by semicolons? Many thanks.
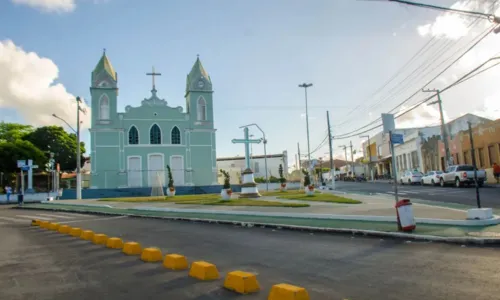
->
89;52;217;189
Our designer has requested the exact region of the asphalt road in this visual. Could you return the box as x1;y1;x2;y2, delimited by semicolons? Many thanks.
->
1;207;500;300
333;181;500;208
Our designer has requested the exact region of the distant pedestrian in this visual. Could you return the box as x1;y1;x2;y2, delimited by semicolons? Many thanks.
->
5;185;12;203
493;162;500;184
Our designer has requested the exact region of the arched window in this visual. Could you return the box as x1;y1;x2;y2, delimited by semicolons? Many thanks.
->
99;95;110;120
150;124;161;144
197;97;207;121
128;126;139;144
171;126;181;144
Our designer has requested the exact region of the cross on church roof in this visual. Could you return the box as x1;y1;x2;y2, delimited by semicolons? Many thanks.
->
146;66;162;90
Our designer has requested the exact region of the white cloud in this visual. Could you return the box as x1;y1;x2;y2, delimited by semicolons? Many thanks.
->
11;0;76;13
0;40;90;130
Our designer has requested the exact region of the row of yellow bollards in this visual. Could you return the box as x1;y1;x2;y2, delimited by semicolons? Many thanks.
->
32;219;310;299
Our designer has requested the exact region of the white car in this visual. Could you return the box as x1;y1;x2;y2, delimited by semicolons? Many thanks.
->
400;170;424;185
421;170;443;186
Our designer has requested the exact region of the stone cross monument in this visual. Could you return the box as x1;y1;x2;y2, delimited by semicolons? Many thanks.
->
232;127;262;198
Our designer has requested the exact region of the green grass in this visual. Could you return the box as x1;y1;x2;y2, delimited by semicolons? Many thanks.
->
97;194;309;207
277;193;362;204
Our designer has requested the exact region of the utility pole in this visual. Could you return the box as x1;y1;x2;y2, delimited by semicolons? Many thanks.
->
349;140;355;176
360;135;373;181
327;111;335;189
297;142;302;170
339;145;348;177
76;97;82;200
298;83;313;170
467;121;481;208
423;89;451;170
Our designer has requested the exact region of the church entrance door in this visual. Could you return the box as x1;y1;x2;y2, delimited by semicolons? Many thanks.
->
148;154;165;187
170;156;185;185
127;156;142;187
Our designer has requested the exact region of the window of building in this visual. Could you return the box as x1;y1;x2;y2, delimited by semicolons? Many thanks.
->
463;151;469;164
254;162;260;173
150;124;161;144
478;148;485;168
99;96;110;120
455;153;460;164
377;145;382;157
197;98;207;121
488;145;496;166
171;126;181;144
128;126;139;144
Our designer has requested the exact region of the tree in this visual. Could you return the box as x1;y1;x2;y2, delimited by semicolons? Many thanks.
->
220;169;231;189
25;126;85;171
0;122;33;143
0;140;47;174
301;169;311;187
166;165;174;189
278;164;286;184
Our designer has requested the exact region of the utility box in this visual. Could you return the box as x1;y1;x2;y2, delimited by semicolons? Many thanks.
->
395;199;416;232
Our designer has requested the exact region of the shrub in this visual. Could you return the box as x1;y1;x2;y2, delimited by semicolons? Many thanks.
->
269;175;280;183
166;165;174;188
278;164;287;184
301;169;311;187
220;169;231;189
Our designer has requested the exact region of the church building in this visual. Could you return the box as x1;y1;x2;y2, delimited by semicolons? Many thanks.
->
89;51;217;189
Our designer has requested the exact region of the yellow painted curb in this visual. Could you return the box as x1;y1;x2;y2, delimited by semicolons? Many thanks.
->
80;230;95;241
40;221;50;229
268;283;310;300
48;223;60;231
106;237;124;249
122;242;142;255
69;228;82;237
31;219;41;226
189;261;219;281
92;234;108;245
58;225;71;234
163;254;188;270
223;270;260;294
140;247;163;262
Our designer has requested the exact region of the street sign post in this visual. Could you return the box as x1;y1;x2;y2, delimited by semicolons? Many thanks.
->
391;133;404;144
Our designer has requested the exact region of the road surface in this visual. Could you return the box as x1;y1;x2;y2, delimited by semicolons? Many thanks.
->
0;207;499;300
333;181;500;208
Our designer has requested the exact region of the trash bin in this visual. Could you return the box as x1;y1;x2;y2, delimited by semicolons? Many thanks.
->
395;199;416;232
17;194;24;205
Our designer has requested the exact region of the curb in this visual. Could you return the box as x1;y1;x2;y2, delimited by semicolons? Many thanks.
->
14;206;500;245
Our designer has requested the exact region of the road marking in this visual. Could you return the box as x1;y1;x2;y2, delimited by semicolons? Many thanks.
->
37;213;74;219
55;212;93;218
59;215;128;224
387;192;407;195
0;216;25;223
16;215;53;220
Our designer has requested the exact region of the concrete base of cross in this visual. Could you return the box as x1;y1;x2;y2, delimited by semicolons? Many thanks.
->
239;168;261;198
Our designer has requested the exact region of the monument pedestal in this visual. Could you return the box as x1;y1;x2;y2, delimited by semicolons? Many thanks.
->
239;168;260;198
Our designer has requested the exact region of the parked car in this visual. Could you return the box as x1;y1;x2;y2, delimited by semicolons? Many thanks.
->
421;171;443;186
439;164;486;187
400;170;424;185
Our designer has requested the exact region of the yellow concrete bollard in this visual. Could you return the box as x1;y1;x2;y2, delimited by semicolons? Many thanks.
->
48;223;60;231
122;242;142;255
163;254;188;270
92;234;108;245
58;225;71;234
69;228;82;237
140;247;163;262
223;271;260;294
268;283;310;300
106;237;124;249
80;230;95;241
40;221;49;229
189;261;219;281
31;219;41;226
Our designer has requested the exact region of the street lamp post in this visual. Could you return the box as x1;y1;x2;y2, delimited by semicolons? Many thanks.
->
298;83;313;170
360;135;373;181
240;123;269;191
52;96;83;200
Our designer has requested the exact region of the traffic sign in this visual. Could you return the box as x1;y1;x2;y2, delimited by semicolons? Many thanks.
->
21;166;30;171
17;160;26;168
391;133;404;144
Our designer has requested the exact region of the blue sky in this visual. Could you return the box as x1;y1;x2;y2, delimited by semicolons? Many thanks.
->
1;0;499;167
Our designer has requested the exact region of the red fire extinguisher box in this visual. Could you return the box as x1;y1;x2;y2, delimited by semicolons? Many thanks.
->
395;199;416;232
